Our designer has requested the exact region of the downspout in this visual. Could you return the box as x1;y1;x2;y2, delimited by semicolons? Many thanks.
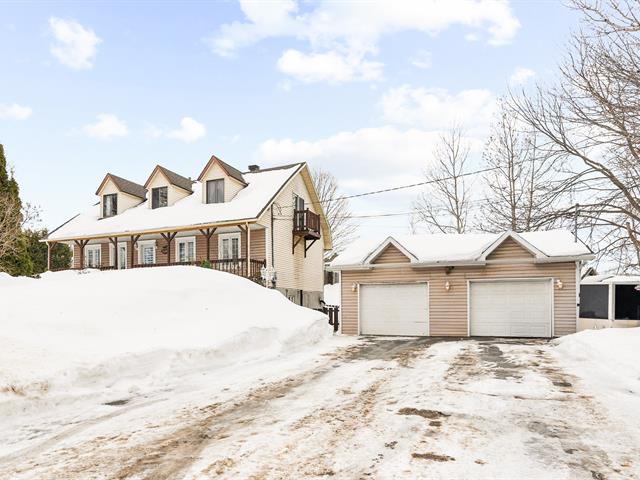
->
270;203;276;288
270;204;275;270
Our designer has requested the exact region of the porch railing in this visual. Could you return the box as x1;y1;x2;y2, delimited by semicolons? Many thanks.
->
293;209;321;237
65;258;266;282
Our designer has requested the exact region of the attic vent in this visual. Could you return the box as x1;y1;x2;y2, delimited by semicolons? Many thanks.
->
248;165;260;172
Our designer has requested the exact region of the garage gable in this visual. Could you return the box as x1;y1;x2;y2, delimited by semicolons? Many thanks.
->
371;244;412;264
485;236;537;260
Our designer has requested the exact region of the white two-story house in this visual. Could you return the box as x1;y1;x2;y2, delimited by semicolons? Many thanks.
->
46;155;332;308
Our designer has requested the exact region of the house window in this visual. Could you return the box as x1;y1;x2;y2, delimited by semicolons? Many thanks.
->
615;284;640;320
206;179;225;204
152;187;168;209
103;194;117;217
293;193;305;229
579;284;608;319
109;243;127;269
219;233;240;260
85;245;101;268
176;237;196;263
138;240;156;265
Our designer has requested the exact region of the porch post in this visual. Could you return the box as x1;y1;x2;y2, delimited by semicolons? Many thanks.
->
161;232;177;264
74;239;89;269
199;228;217;262
245;223;251;268
109;237;118;269
130;235;141;268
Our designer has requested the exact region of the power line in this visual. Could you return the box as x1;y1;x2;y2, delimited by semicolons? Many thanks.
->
275;165;500;211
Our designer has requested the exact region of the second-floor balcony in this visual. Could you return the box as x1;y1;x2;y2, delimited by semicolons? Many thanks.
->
293;209;321;240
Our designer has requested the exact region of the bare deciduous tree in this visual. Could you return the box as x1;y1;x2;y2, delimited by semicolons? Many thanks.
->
311;168;357;254
511;0;640;272
479;100;564;233
413;126;471;234
0;192;22;259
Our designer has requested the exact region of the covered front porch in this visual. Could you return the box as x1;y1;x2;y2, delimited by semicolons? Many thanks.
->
47;223;267;283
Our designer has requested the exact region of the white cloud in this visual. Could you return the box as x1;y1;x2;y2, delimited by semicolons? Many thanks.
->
0;103;32;120
82;114;128;140
255;125;486;237
380;85;496;130
411;50;432;70
277;49;383;84
143;125;163;139
257;126;444;180
49;17;101;70
509;66;536;86
167;117;206;143
208;0;520;83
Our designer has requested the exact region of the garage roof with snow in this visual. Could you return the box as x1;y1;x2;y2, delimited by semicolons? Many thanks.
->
330;230;593;268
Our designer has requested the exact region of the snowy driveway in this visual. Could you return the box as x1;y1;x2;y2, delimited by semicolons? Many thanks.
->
1;336;639;480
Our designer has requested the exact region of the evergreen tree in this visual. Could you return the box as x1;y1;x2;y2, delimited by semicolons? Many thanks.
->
0;144;33;276
0;144;20;199
24;229;72;274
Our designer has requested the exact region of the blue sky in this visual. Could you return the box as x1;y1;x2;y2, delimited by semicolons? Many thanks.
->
0;1;579;237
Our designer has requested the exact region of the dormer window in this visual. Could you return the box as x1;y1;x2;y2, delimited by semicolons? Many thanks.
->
103;194;117;217
206;179;225;204
152;187;168;209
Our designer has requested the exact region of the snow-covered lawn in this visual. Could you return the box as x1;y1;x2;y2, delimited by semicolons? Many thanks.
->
0;267;330;401
1;273;639;479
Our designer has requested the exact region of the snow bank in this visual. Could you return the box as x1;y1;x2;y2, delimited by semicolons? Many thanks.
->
0;267;330;399
552;328;640;421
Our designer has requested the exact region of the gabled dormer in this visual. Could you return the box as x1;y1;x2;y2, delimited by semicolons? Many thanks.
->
95;173;147;219
197;155;247;204
144;165;193;209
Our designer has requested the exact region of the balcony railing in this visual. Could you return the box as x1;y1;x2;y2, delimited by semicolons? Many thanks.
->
66;258;266;282
293;209;321;238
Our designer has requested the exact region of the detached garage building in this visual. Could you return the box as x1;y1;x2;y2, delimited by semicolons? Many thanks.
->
329;231;593;338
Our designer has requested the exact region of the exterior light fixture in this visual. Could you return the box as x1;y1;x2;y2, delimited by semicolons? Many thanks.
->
351;283;358;292
635;284;640;292
444;280;451;291
555;279;564;289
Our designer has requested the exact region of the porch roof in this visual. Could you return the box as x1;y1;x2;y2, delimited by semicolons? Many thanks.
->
48;164;302;242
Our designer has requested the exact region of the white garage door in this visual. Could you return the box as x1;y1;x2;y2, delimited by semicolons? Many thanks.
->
360;283;428;336
470;280;552;337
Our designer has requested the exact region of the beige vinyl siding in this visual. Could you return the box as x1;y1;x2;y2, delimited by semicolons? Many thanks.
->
146;172;191;208
100;243;110;267
73;244;80;268
72;242;110;268
265;172;323;293
155;238;175;264
487;237;534;260
194;228;266;262
341;262;576;337
98;179;143;217
195;233;215;261
340;237;578;337
199;163;245;203
248;228;266;260
372;244;411;264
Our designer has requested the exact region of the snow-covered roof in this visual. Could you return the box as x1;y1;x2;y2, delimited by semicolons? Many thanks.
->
330;230;593;268
582;275;640;284
48;164;302;241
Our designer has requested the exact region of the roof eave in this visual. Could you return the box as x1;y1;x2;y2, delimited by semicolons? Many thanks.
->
46;216;262;243
533;254;595;263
